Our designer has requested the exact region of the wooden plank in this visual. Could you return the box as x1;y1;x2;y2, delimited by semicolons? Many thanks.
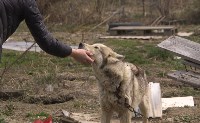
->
158;36;200;65
99;36;163;40
110;26;176;31
109;26;177;36
167;70;200;87
151;16;163;26
182;59;200;69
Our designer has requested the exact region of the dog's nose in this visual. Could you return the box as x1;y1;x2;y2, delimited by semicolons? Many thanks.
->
78;43;84;49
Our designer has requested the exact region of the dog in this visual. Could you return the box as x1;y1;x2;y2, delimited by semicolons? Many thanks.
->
79;43;150;123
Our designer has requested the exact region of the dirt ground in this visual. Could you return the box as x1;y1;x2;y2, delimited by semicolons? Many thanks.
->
0;71;200;123
0;30;200;123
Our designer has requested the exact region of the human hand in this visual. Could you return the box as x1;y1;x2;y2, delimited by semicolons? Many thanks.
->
70;49;94;64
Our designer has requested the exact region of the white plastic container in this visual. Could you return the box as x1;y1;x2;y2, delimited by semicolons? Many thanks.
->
148;82;162;118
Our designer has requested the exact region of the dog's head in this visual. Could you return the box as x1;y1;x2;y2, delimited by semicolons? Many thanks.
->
79;43;124;68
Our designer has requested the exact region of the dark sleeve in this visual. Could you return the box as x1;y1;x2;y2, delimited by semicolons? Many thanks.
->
23;0;72;57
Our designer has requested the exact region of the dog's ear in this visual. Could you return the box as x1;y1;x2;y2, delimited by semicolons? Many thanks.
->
106;53;124;64
115;53;125;60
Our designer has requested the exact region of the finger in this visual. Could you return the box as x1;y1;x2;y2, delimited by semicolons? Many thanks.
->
86;50;93;56
85;51;94;62
85;54;94;63
87;57;94;63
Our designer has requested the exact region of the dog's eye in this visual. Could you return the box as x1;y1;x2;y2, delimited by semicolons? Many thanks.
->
94;46;99;49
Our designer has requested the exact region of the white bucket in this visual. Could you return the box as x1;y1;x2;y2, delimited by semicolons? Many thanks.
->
148;82;162;118
133;82;162;118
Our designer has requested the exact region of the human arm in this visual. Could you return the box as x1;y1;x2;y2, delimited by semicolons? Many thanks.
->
23;0;71;57
22;0;94;64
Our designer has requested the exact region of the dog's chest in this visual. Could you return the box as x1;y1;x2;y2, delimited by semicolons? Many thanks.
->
95;68;124;103
96;66;123;89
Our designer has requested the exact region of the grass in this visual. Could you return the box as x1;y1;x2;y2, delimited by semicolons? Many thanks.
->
0;50;73;70
0;38;186;88
103;39;179;66
0;49;80;94
174;115;200;122
26;112;50;122
1;103;15;116
163;87;200;97
0;37;197;86
0;31;199;123
0;117;6;123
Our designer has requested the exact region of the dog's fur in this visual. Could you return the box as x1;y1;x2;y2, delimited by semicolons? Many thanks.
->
79;43;150;123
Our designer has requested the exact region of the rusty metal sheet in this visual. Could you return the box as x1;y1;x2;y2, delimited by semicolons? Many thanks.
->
158;36;200;65
167;70;200;87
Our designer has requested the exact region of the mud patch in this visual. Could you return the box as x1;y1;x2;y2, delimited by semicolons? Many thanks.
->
0;89;25;100
24;94;74;104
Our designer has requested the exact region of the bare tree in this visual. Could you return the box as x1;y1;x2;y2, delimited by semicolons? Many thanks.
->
154;0;172;17
142;0;146;16
95;0;106;20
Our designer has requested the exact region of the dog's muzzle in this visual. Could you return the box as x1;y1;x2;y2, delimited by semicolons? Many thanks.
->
78;43;84;49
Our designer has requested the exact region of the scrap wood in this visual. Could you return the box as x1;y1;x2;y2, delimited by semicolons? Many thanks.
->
54;110;80;123
157;36;200;65
162;96;194;110
55;110;99;123
59;117;80;123
177;32;194;37
167;70;200;87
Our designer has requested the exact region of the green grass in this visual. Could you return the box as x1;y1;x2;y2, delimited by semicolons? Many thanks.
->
0;50;73;70
103;39;177;66
101;38;187;80
163;87;200;97
0;39;187;81
145;45;174;61
0;49;92;95
0;35;199;99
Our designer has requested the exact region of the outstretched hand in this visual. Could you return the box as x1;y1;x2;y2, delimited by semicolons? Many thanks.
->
70;49;94;64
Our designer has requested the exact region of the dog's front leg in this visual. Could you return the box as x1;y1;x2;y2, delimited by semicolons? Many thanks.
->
119;110;132;123
101;109;113;123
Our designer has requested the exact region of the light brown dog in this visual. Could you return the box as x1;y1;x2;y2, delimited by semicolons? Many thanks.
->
79;43;150;123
